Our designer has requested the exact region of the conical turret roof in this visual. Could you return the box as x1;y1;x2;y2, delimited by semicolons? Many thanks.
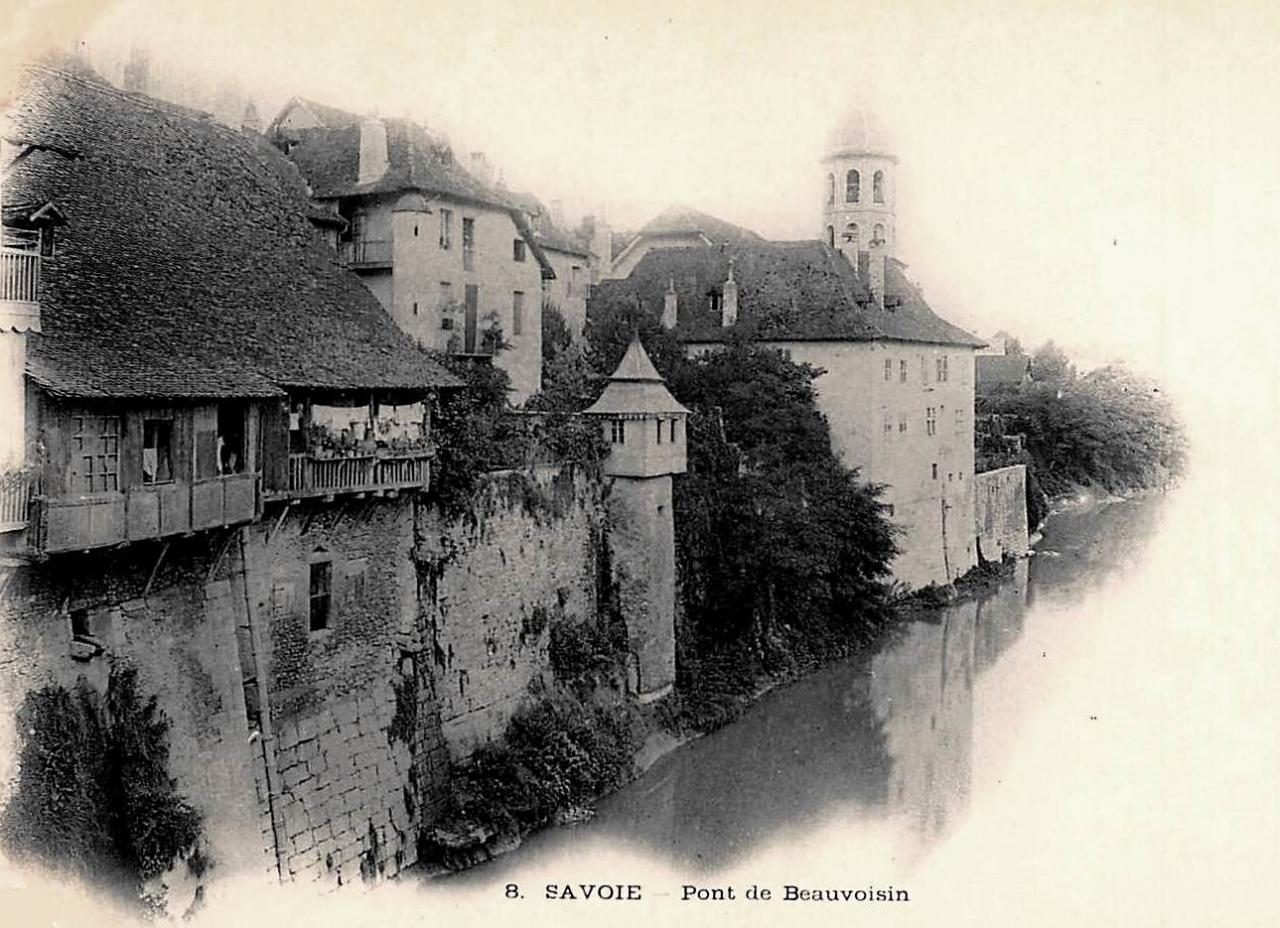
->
584;337;690;417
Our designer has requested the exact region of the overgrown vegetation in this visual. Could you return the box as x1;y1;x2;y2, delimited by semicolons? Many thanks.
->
429;328;606;521
583;301;900;732
978;360;1187;498
419;691;636;870
0;662;204;913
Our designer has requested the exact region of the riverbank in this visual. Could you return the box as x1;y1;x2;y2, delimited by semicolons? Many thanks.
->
415;546;1035;879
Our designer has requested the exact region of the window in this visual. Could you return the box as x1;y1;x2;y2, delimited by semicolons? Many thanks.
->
899;360;908;383
826;173;835;206
439;209;452;249
898;414;908;433
709;291;723;314
70;608;91;639
142;418;173;485
884;359;892;381
931;463;938;480
921;355;928;383
309;562;332;632
844;222;859;247
462;218;475;270
873;170;884;204
439;281;453;308
513;239;526;262
827;226;835;248
926;407;937;436
512;291;524;335
883;412;893;434
846;169;861;203
948;472;954;482
412;301;419;316
39;228;55;257
656;419;663;444
610;420;626;444
874;222;885;242
670;419;677;442
217;404;246;475
955;408;963;431
70;414;120;493
936;355;949;382
569;265;582;298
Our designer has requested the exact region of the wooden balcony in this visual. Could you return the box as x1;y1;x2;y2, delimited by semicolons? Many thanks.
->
339;239;392;269
0;246;39;304
273;451;431;500
30;473;260;554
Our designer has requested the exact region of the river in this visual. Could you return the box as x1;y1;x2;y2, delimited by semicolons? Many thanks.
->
445;493;1167;885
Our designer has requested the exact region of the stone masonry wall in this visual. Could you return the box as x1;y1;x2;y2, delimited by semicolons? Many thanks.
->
416;464;605;760
240;497;450;887
973;465;1030;562
0;536;267;898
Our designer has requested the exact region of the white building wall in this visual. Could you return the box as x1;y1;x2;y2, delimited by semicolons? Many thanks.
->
687;338;978;589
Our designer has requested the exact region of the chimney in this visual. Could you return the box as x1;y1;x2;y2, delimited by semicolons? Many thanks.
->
585;213;613;281
123;45;149;94
662;277;678;328
868;236;886;309
721;260;738;327
358;118;389;186
469;151;493;186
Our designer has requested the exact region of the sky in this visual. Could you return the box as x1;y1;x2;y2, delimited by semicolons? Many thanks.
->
3;0;1279;409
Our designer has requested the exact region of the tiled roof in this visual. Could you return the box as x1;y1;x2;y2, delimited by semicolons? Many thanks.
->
584;338;689;417
589;240;984;348
3;66;459;398
507;191;592;258
976;355;1033;386
279;116;556;277
636;204;763;245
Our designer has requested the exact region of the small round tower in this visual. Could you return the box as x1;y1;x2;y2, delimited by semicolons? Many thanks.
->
820;109;897;261
584;337;688;703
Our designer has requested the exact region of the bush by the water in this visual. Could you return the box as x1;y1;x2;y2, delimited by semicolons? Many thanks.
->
0;662;203;911
420;693;635;869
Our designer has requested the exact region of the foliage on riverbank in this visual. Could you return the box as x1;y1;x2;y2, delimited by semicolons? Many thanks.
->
418;687;637;871
0;662;204;915
978;359;1186;499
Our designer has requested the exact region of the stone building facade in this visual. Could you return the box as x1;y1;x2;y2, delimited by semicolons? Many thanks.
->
268;100;554;404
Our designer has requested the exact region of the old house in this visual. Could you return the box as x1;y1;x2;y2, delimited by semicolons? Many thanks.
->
506;191;596;339
0;65;460;891
266;99;555;403
589;111;992;589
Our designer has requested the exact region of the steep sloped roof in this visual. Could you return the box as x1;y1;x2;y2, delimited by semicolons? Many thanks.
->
589;240;984;348
2;66;459;398
279;115;555;277
637;204;763;244
507;191;592;259
584;337;689;416
269;96;363;131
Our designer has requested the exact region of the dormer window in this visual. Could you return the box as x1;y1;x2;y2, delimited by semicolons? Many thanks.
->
709;291;723;314
39;228;55;257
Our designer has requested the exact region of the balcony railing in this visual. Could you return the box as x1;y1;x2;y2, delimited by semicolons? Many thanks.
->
280;451;431;498
0;247;39;303
339;239;393;267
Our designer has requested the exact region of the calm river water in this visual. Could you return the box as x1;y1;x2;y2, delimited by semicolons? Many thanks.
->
450;493;1166;884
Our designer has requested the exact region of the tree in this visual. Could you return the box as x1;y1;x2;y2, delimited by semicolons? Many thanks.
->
1031;340;1074;383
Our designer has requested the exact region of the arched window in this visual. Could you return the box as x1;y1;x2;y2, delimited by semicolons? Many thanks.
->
826;173;835;206
843;222;860;248
873;170;884;204
826;226;835;248
846;169;860;203
873;222;885;243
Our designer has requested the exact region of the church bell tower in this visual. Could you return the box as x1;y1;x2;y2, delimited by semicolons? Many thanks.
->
820;109;898;263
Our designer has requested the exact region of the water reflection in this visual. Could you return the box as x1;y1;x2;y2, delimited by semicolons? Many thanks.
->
454;496;1164;881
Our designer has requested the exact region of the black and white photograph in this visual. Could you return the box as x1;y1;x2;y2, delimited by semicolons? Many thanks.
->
0;2;1275;926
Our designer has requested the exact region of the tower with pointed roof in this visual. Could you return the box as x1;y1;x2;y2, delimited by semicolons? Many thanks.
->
821;109;897;261
585;337;688;702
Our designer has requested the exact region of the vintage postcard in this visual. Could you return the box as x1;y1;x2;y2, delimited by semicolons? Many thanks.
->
0;1;1275;926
